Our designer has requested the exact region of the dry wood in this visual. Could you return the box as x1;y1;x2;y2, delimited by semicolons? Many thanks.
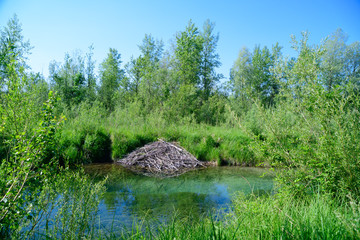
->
117;139;205;177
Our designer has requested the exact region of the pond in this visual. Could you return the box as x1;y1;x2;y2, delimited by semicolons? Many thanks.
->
84;164;275;230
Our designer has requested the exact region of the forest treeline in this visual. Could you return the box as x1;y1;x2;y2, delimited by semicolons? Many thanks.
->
1;15;360;238
47;18;226;124
2;17;359;125
1;16;359;122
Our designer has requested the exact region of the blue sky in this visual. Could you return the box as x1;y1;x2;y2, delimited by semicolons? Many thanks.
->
0;0;359;81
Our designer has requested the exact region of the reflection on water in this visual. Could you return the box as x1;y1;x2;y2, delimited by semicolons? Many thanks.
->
84;164;274;229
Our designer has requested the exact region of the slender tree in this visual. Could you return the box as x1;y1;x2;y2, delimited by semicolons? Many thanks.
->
126;56;144;96
230;43;281;108
49;51;86;106
321;28;348;90
85;45;97;101
345;41;360;91
200;19;222;101
138;34;164;103
0;14;32;87
98;48;125;111
174;20;203;86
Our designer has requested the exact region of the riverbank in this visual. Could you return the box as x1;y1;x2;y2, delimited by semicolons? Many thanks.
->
86;164;360;239
5;163;359;239
58;109;259;167
22;164;360;240
105;193;360;240
84;164;274;227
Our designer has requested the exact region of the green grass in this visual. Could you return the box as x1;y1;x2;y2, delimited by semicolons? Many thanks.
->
58;105;258;166
50;102;360;239
17;175;360;240
90;193;360;239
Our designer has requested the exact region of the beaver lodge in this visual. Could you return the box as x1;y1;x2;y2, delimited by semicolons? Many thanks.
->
117;140;205;177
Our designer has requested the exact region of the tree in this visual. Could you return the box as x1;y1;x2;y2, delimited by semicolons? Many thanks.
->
174;20;203;86
345;41;360;91
49;51;87;107
85;45;97;102
230;47;252;98
0;91;62;235
139;34;163;63
0;45;63;235
288;31;323;99
250;44;281;106
27;72;50;110
320;28;360;93
163;20;204;121
229;47;252;113
125;34;165;111
126;56;143;96
138;35;164;106
98;48;125;111
0;14;32;87
229;43;281;108
199;19;222;101
321;28;348;90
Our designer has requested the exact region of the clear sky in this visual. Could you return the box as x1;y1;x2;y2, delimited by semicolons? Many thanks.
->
0;0;359;81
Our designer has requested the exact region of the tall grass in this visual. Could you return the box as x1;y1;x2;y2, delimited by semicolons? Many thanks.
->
11;176;359;239
58;101;258;166
90;192;360;239
16;170;106;239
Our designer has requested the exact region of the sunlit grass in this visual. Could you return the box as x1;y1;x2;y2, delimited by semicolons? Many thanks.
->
91;192;360;240
58;103;258;166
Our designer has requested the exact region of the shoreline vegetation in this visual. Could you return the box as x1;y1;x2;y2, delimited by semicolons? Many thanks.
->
1;15;360;239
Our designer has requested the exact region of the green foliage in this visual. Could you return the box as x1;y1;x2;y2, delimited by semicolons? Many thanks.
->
0;134;8;160
199;19;223;101
125;34;165;112
2;15;360;238
106;109;256;165
59;127;112;165
58;102;112;164
10;170;106;239
321;28;360;90
49;47;97;109
174;20;203;86
163;83;199;122
95;193;360;239
0;14;32;84
0;56;37;142
0;91;63;236
85;45;97;102
197;92;227;125
111;130;157;159
34;170;106;239
83;130;112;163
99;48;126;112
49;53;85;107
235;32;360;199
229;43;281;112
0;18;67;236
225;193;360;239
44;19;225;126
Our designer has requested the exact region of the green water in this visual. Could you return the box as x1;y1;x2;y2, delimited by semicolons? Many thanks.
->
84;164;274;228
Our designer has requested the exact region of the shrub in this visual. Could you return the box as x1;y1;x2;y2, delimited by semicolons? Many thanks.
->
83;129;112;163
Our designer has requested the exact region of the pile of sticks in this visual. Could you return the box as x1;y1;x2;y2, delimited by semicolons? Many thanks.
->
117;140;205;177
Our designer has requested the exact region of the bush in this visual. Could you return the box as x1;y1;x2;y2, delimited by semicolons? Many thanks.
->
83;129;112;163
18;170;106;239
238;36;360;199
0;135;9;161
59;128;112;164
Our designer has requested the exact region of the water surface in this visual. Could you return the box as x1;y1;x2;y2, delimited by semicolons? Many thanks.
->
84;164;274;229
